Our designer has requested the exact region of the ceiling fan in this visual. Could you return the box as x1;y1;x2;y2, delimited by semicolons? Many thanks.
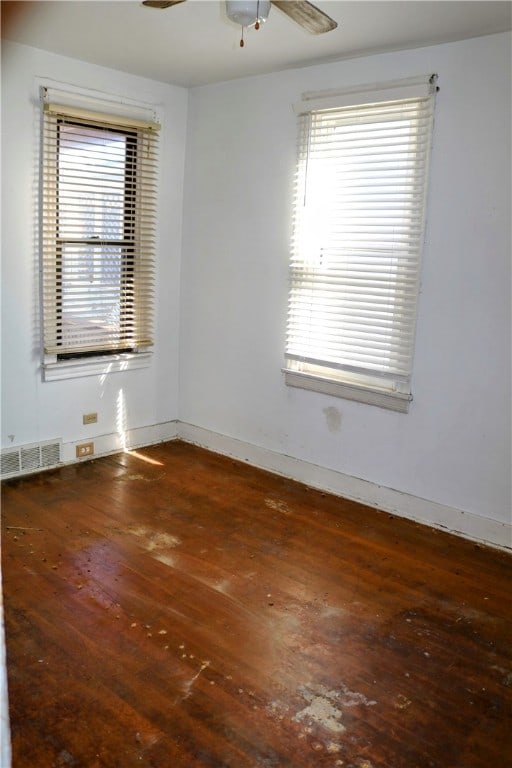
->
142;1;338;38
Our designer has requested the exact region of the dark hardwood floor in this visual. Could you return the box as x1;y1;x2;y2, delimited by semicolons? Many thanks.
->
2;440;511;768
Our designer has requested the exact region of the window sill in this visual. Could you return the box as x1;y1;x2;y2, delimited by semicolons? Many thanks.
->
283;369;412;413
43;352;152;382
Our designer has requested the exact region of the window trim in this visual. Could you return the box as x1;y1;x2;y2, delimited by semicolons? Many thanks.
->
284;75;437;412
283;369;412;413
42;351;152;382
39;85;160;381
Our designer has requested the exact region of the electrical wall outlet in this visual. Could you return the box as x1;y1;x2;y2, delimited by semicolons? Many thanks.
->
83;412;98;425
76;442;94;458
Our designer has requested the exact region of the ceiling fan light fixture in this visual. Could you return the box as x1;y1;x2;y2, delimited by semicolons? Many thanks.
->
226;1;271;29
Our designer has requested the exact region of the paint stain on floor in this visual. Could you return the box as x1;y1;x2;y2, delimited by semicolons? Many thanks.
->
266;682;377;759
264;498;291;515
293;690;347;734
128;526;181;551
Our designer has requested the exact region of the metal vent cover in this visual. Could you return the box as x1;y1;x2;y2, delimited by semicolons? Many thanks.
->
0;439;62;479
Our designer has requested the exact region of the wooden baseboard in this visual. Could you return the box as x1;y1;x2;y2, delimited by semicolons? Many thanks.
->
177;421;511;552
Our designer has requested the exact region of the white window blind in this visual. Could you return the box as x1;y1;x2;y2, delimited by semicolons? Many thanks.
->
40;95;159;365
284;77;437;412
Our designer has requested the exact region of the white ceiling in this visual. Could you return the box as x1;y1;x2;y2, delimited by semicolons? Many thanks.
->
2;0;511;88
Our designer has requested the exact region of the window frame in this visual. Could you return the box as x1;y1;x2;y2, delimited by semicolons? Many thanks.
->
39;89;160;381
283;76;438;412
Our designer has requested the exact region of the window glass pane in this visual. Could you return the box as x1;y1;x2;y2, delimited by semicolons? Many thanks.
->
57;125;127;241
299;114;418;374
59;244;126;347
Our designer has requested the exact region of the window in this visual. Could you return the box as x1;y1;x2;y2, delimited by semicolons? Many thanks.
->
40;94;159;379
284;77;437;412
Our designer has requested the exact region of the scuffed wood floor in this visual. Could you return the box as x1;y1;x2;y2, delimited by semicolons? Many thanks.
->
2;440;512;767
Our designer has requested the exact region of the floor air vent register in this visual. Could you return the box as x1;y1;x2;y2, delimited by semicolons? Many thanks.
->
0;440;62;479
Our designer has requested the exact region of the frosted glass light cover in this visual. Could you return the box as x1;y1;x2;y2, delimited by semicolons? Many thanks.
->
226;1;271;27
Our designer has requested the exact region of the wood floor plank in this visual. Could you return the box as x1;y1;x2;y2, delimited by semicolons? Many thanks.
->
2;440;511;767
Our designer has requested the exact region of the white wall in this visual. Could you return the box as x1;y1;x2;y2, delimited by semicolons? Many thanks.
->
180;33;511;532
1;42;188;454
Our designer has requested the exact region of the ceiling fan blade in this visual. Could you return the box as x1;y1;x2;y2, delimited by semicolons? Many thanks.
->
271;0;337;34
142;0;187;8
